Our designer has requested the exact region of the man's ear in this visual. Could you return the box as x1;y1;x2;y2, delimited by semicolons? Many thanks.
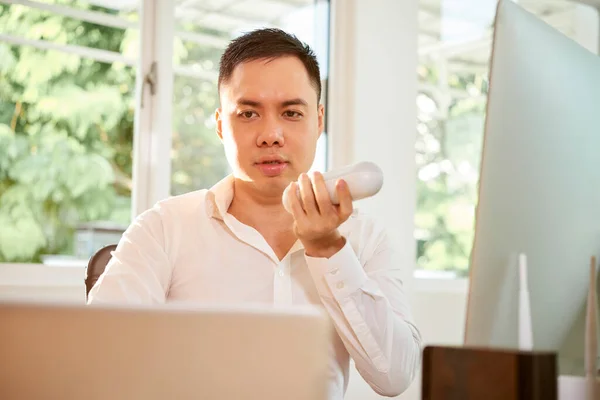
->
317;103;325;138
215;108;223;141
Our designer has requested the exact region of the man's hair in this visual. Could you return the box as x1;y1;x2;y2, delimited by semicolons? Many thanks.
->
218;28;322;102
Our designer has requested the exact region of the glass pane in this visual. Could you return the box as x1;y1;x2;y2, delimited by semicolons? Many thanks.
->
170;0;330;196
0;1;138;264
415;0;599;277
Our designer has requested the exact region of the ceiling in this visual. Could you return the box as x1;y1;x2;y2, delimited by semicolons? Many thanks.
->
416;0;599;113
88;0;317;32
88;0;597;66
419;0;598;69
84;0;598;99
172;0;317;34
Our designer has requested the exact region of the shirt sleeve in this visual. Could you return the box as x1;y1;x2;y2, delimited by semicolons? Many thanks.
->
304;230;422;397
87;205;172;305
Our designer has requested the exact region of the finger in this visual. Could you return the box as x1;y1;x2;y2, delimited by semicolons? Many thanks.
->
298;173;318;216
311;171;335;215
335;179;353;220
287;182;307;220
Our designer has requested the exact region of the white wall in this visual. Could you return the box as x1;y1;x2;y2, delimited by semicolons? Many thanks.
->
0;264;85;303
328;0;418;290
326;0;471;398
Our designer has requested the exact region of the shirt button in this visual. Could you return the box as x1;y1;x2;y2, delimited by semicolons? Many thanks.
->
330;268;339;275
336;281;344;289
279;269;284;277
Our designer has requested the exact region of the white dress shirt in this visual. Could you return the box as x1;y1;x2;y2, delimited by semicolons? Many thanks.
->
88;175;422;398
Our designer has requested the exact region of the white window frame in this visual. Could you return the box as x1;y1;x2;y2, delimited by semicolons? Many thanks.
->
0;0;171;266
131;0;174;218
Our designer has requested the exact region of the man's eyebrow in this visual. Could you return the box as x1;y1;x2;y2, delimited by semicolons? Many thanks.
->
237;98;262;107
235;98;309;108
281;98;308;107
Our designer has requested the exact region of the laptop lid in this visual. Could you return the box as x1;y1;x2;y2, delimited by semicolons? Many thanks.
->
0;301;331;400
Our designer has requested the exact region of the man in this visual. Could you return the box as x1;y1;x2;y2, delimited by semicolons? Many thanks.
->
89;28;422;398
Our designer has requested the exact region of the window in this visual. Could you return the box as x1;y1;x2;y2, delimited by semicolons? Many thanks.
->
0;1;138;264
0;0;331;266
415;0;599;277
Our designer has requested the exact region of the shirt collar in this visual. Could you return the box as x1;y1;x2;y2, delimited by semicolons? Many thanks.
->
205;174;235;220
205;174;304;261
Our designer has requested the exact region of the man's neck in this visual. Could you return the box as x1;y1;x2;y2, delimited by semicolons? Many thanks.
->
227;178;294;229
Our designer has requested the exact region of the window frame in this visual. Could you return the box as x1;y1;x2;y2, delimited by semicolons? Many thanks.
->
131;0;174;218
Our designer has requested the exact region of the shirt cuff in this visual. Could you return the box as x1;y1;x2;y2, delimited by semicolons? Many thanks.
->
305;238;369;300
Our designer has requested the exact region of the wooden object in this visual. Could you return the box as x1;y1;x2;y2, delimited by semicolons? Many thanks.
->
422;345;557;400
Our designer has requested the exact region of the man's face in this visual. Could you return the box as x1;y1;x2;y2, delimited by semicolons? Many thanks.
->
216;56;324;194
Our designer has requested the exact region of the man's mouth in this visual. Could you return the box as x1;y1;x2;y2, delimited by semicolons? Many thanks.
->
255;159;288;176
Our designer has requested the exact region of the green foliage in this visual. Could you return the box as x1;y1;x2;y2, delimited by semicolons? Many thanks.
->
415;66;488;276
0;1;232;262
0;1;135;262
170;37;231;195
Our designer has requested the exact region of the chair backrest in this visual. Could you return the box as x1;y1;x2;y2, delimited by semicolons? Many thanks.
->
85;244;117;299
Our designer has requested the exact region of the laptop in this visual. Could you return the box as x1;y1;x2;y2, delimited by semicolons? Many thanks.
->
0;301;331;400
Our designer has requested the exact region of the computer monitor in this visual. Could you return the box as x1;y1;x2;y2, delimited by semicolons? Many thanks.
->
464;0;600;376
0;302;331;400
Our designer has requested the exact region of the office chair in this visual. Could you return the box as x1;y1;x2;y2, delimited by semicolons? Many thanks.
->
85;244;117;299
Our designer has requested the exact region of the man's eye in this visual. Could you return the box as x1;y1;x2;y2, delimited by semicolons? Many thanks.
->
240;111;257;119
284;111;302;118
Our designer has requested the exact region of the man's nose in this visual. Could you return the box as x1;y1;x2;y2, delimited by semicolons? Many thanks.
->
257;115;284;147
